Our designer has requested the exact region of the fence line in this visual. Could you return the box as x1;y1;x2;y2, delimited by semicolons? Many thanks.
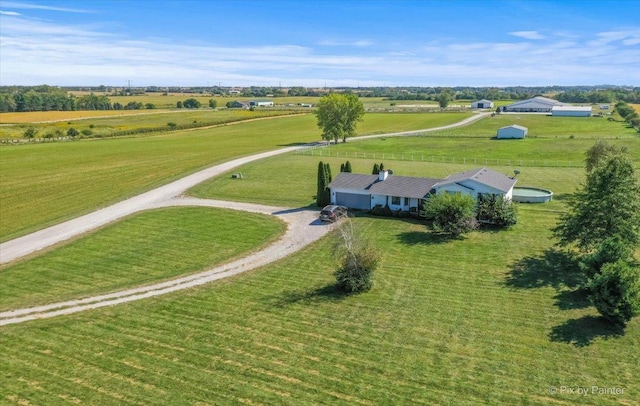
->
295;146;587;168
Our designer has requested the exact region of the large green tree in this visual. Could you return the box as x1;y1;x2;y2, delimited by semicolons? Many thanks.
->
315;93;364;143
553;150;640;252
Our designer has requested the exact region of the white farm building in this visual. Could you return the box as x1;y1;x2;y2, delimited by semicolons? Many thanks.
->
471;99;494;109
249;99;274;107
502;96;563;113
551;105;592;117
497;124;528;139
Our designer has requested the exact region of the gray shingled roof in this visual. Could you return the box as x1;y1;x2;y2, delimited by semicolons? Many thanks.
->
370;176;441;198
436;167;516;193
328;173;379;190
329;172;441;198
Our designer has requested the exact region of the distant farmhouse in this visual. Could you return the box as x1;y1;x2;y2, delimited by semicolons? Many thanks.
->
471;99;494;109
497;124;528;139
328;168;516;212
249;99;274;108
501;96;592;116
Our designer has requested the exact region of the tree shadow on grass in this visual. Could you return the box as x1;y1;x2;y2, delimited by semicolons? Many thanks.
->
396;231;456;246
270;284;351;308
549;316;625;347
507;250;629;346
505;249;584;290
554;288;591;310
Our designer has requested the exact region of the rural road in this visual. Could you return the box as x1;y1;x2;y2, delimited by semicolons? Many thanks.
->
0;112;489;325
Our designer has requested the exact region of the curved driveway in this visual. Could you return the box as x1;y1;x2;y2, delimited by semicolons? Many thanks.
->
0;112;489;325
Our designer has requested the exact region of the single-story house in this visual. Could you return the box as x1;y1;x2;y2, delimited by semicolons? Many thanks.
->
471;99;494;109
551;105;592;117
502;96;563;113
249;99;274;107
497;124;528;139
432;167;517;201
328;167;517;211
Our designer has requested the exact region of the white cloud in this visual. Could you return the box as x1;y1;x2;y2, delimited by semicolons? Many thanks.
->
1;14;638;87
2;1;94;13
0;10;22;16
318;39;374;47
509;31;545;40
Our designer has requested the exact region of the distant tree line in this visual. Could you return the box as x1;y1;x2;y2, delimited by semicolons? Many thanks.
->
0;87;159;112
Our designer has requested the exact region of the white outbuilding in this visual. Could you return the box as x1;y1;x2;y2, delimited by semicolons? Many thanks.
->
471;99;494;109
551;105;592;117
497;124;527;139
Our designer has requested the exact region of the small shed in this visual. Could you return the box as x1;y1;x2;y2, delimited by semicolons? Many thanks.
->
497;124;527;139
471;99;494;109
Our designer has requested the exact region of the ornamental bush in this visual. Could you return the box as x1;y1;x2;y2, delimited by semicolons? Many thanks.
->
589;260;640;326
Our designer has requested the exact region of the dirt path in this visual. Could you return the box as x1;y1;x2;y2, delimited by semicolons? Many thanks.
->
0;112;488;325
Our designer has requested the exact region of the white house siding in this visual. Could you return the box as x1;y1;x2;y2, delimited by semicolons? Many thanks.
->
371;195;419;211
435;180;513;200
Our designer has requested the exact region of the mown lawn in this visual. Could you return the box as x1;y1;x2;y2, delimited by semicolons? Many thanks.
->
0;112;478;241
330;136;639;168
0;207;285;311
1;207;637;405
0;114;317;241
189;155;586;208
426;113;638;138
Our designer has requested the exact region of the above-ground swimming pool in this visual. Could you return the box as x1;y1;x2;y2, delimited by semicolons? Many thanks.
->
512;187;553;203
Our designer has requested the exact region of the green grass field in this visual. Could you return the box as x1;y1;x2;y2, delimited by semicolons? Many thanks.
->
0;114;318;241
0;112;475;241
1;108;639;405
0;109;299;139
2;208;637;405
0;207;285;311
189;155;586;208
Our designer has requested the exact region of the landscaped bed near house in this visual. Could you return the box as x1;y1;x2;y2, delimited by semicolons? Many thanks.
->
0;207;286;311
1;210;637;405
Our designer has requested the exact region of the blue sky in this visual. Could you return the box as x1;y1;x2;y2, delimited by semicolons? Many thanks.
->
1;0;639;87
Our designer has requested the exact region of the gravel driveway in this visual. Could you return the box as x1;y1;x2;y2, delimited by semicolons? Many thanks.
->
0;112;489;325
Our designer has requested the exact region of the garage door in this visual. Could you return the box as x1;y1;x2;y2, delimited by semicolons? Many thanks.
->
335;192;370;210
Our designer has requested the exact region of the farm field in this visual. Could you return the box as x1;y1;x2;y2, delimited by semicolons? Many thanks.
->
1;105;639;405
0;207;285;311
0;109;178;124
0;112;474;241
0;109;299;138
421;113;638;139
2;206;638;405
0;114;317;241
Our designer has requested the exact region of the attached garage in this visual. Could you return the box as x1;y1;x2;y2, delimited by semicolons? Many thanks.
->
334;192;371;210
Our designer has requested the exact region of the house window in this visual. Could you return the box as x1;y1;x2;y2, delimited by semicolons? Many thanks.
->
391;196;401;205
404;197;410;206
